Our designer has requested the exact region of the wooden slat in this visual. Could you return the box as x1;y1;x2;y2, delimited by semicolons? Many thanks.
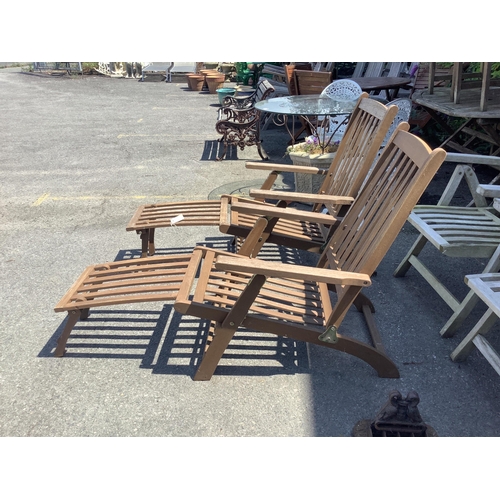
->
472;335;500;375
126;200;222;230
467;273;500;316
54;256;194;312
214;255;371;287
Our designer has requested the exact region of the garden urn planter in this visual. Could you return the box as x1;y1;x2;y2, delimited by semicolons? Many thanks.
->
216;87;235;105
287;147;337;194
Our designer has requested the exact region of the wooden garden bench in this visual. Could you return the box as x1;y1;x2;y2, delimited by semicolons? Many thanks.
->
214;79;275;160
54;129;446;380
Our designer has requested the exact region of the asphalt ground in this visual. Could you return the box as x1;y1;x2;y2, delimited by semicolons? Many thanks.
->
1;67;500;446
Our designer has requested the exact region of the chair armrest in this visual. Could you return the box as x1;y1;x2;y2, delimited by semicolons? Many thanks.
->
445;153;500;170
246;161;329;175
222;93;256;108
230;200;341;224
249;189;354;205
214;255;371;287
477;185;500;198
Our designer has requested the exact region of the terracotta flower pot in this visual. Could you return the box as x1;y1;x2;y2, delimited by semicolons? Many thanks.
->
187;74;205;92
200;70;221;89
199;69;219;77
206;74;226;94
185;73;197;90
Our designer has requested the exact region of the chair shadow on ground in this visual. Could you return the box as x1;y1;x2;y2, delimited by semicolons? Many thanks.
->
116;236;318;266
42;304;310;378
201;140;238;161
40;237;316;377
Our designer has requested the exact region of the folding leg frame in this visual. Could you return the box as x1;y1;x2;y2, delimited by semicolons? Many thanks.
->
451;273;500;376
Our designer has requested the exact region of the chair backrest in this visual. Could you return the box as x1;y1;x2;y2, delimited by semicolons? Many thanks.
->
381;98;412;146
314;94;399;216
284;63;312;95
294;69;333;95
351;62;367;78
364;62;386;77
170;62;197;73
321;79;363;100
319;130;446;321
385;62;406;77
312;62;335;72
255;79;275;103
320;80;363;140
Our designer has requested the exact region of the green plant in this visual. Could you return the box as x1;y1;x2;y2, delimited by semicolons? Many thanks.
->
82;62;99;74
287;135;340;155
468;62;500;78
436;62;500;78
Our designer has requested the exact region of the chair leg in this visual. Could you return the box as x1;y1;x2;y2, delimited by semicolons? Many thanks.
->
216;141;228;161
393;234;427;277
257;141;269;161
139;228;156;257
149;228;155;256
54;310;81;357
451;308;498;362
193;323;239;381
140;229;149;258
442;244;500;337
440;289;482;337
193;274;267;380
239;201;288;258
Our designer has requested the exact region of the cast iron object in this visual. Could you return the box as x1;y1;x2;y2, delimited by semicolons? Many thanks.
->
352;390;438;437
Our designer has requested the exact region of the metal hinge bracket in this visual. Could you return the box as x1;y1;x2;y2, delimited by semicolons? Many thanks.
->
319;325;338;344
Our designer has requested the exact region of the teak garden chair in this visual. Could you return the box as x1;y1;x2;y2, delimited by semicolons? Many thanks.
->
127;94;401;257
54;129;446;380
394;152;500;338
293;69;334;96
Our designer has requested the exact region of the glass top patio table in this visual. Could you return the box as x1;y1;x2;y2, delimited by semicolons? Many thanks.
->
255;95;357;116
255;95;357;146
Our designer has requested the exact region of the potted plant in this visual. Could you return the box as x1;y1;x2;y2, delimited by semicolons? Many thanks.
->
287;135;340;193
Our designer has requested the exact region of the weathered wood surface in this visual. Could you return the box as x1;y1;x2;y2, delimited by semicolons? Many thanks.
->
350;77;412;92
394;155;500;337
451;273;500;376
413;88;500;119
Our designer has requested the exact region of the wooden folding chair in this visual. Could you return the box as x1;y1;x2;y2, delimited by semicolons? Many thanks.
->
450;272;500;375
394;153;500;337
293;69;334;96
54;130;446;380
176;129;445;380
127;95;401;257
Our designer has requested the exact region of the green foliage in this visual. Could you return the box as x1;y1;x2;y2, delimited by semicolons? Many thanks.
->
468;62;500;78
437;62;500;78
82;62;99;74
